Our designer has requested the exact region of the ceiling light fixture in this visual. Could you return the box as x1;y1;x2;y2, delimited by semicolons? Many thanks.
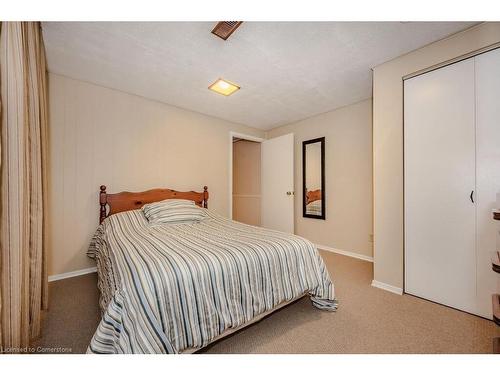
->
208;78;240;96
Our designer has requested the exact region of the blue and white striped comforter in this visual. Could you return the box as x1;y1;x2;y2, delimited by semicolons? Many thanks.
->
87;209;337;354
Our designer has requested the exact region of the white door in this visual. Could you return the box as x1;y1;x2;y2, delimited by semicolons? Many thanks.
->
261;133;294;233
475;48;500;318
404;58;477;315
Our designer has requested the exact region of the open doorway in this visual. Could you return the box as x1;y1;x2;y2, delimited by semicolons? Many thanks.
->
229;131;295;233
230;132;263;226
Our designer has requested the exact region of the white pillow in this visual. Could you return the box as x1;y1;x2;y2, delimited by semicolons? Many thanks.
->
142;199;205;224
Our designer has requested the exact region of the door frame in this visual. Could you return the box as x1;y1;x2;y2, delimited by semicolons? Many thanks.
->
228;131;265;219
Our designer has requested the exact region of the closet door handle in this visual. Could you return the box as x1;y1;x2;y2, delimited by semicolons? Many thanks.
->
470;190;474;203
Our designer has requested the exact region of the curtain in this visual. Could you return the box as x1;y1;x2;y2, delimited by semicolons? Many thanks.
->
0;22;49;351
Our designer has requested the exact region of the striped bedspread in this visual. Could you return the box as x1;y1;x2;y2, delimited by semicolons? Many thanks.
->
87;209;337;354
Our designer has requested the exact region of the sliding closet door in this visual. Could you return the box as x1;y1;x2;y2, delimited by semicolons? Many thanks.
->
404;58;476;314
475;48;500;318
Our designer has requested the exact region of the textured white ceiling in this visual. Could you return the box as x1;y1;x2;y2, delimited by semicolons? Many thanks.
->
42;22;476;130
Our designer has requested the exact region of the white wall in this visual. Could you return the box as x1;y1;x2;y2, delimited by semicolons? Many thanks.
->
373;22;500;289
267;99;373;259
47;73;265;276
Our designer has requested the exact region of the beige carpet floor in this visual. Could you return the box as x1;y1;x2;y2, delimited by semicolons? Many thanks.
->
31;251;499;354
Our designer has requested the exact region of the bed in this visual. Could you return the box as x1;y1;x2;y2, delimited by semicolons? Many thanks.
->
87;185;337;354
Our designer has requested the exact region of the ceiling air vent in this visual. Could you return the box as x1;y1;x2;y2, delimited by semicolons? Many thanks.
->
211;21;243;40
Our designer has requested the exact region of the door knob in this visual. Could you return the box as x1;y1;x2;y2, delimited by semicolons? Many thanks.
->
286;191;293;195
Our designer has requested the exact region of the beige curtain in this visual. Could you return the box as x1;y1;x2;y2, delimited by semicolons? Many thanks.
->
0;21;49;351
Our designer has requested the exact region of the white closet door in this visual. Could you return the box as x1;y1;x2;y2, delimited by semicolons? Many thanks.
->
475;48;500;318
404;58;477;314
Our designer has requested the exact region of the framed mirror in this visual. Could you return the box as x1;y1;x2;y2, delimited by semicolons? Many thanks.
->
302;137;325;220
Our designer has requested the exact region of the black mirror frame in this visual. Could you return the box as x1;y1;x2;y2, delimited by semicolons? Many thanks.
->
302;137;325;220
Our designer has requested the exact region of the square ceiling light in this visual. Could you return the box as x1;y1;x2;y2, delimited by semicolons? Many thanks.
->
208;78;240;96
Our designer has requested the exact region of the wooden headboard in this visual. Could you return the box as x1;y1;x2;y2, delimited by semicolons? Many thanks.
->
99;185;209;224
306;189;322;205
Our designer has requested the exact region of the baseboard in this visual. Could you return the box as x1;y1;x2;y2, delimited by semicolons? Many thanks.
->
48;267;97;282
317;244;374;263
371;280;403;295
